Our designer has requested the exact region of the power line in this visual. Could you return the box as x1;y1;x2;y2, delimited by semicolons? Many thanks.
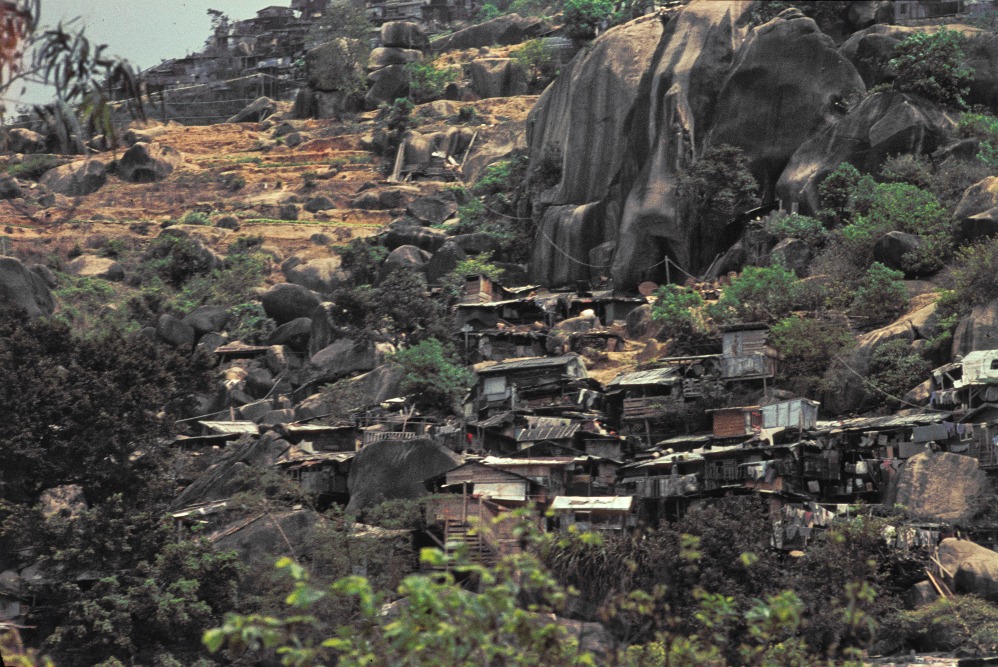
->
832;353;949;413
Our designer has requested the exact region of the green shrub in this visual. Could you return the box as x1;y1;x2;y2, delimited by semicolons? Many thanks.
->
889;28;973;108
406;59;458;104
563;0;614;40
888;596;998;655
220;172;246;192
765;213;827;247
866;339;930;406
928;156;992;209
513;39;557;86
474;1;502;22
879;153;933;189
179;210;212;226
850;262;908;325
226;302;275;344
839;182;953;273
141;233;216;287
391;337;474;409
950;237;998;307
708;264;800;324
650;284;706;339
442;254;505;305
958;111;998;167
339;237;389;286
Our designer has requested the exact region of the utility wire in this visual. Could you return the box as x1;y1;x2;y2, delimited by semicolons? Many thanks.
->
832;353;949;413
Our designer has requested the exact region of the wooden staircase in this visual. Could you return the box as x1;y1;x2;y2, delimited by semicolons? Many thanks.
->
440;518;497;568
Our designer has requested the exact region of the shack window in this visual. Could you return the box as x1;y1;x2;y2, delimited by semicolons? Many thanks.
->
483;376;507;397
990;359;998;370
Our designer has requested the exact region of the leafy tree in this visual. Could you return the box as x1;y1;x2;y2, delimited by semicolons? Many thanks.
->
305;0;373;94
957;111;998;167
650;284;705;339
850;262;908;326
406;58;457;103
513;39;557;87
950;237;998;307
818;162;862;224
889;28;973;108
679;144;759;269
563;0;614;41
770;314;855;396
765;213;827;247
867;339;930;406
708;264;800;324
391;337;474;409
0;308;208;504
339;237;389;286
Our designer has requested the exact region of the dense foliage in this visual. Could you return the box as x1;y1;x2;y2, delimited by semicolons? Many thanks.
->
889;28;973;108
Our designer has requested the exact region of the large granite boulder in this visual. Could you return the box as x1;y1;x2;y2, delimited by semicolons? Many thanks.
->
66;255;124;282
468;58;529;99
113;142;182;183
39;159;107;197
383;223;448;253
182;305;229;337
822;318;915;414
213;508;319;565
306;338;394;385
156;314;196;348
225;97;276;123
295;363;405;420
261;283;321;325
283;256;346;293
872;231;927;277
777;92;951;214
953;298;998;358
365;65;409;110
267;317;312;352
381;21;429;50
379;245;431;281
892;452;991;523
346;439;461;514
425;240;468;283
431;14;544;52
6;128;46;154
938;538;998;602
954;176;998;243
0;256;55;318
407;193;458;226
368;47;422;70
309;302;338;358
710;9;866;200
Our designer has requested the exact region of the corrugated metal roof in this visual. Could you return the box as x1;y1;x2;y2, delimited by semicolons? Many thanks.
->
551;496;633;511
476;354;581;374
655;434;713;447
483;456;576;467
817;412;950;432
455;298;538;309
606;367;680;388
199;421;260;435
515;423;580;442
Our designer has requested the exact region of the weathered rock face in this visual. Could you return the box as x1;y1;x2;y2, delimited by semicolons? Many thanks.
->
183;305;229;337
432;14;544;52
383;223;448;254
938;538;998;602
777;92;951;213
710;10;865;196
872;231;927;277
407;193;458;226
892;452;991;523
39;159;107;197
952;298;998;358
954;176;998;242
822;318;915;414
306;338;394;385
0;256;55;318
113;142;183;183
529;202;606;285
468;58;529;99
365;64;409;110
346;439;461;514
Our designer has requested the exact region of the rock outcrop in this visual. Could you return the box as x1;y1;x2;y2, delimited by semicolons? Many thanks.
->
346;438;461;513
892;452;991;523
952;298;998;358
432;14;544;52
776;92;951;214
113;142;183;183
938;538;998;602
39;159;107;197
0;256;55;318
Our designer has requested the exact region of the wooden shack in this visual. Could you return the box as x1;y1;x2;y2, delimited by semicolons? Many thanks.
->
720;324;776;380
549;496;635;531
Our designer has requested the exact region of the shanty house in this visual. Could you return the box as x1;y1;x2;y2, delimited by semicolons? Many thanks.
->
455;298;548;331
443;460;544;503
549;496;635;531
761;399;819;431
471;354;588;416
482;456;577;497
721;324;776;381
